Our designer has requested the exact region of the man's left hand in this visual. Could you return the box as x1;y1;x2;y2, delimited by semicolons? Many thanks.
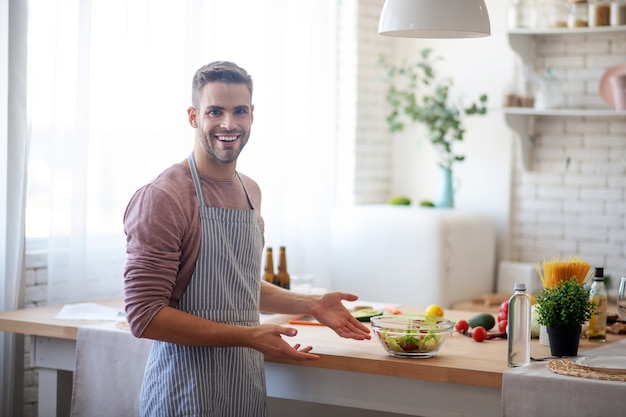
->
310;292;371;340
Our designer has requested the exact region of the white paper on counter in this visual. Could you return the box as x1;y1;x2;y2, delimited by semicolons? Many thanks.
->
55;302;125;321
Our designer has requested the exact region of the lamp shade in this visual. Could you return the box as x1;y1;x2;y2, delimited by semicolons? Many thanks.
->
378;0;491;39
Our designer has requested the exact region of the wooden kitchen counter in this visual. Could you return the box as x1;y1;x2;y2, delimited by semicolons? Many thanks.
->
0;298;124;340
276;311;623;389
2;298;623;392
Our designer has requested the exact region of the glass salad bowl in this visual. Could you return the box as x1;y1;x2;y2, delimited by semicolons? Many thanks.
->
370;315;454;358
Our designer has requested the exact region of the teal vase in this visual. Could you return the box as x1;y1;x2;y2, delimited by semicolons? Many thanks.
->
436;167;455;208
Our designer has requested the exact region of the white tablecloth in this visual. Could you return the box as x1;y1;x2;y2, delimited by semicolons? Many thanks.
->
502;338;626;417
70;322;152;417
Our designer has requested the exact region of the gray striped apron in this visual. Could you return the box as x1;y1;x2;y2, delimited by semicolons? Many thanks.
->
139;154;266;417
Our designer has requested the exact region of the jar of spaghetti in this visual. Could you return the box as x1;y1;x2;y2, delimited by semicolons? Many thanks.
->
589;0;611;26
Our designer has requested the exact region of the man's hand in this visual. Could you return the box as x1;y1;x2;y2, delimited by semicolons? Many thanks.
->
258;282;371;342
309;292;372;340
250;324;320;361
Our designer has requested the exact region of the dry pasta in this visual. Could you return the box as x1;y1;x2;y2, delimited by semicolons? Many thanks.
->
535;256;594;288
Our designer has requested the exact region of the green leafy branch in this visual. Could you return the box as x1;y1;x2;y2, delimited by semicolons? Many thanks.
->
379;49;488;170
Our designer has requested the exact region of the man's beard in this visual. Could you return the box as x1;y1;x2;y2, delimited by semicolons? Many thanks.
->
200;129;249;164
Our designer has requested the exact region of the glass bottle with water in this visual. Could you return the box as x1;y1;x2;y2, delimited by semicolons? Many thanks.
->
508;283;531;367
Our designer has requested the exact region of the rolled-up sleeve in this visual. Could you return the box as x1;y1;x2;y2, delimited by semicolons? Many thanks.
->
123;185;189;338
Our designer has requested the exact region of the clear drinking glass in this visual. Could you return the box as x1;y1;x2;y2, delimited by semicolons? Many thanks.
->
290;274;314;294
617;277;626;321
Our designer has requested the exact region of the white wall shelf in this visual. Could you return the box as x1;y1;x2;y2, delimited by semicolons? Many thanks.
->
505;26;626;171
504;109;626;171
509;26;626;36
503;107;626;117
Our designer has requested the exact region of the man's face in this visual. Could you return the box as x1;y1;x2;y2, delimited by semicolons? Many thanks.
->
190;82;253;166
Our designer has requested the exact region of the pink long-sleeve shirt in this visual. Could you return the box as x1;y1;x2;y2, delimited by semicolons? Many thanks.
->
123;163;263;337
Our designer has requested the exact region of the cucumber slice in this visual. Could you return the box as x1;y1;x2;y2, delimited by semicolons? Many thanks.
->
351;308;383;322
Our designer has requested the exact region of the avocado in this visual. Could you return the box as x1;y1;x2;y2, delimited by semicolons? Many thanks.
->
388;196;411;205
468;313;496;331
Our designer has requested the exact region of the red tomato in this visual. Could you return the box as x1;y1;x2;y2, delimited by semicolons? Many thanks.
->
455;319;470;333
472;326;487;342
498;310;508;322
498;319;508;333
499;301;509;314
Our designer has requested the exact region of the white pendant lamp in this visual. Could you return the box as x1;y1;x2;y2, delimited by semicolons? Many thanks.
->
378;0;491;39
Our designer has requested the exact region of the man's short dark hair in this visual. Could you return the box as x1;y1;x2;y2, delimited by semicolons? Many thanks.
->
191;61;253;107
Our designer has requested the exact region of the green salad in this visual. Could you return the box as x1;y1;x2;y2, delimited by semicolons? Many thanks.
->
372;315;452;356
380;328;443;353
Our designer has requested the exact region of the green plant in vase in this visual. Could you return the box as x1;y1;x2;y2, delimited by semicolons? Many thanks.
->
379;49;488;208
535;277;596;356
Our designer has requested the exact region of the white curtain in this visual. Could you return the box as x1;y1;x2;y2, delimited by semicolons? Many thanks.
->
26;0;339;303
1;1;27;415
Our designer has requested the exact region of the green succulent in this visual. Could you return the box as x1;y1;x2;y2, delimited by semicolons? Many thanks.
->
535;277;596;328
378;49;488;170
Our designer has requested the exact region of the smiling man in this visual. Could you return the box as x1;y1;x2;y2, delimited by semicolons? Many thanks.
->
123;61;371;417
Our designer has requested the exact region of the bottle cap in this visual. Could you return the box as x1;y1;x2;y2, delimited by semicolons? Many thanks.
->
594;267;604;278
514;282;526;291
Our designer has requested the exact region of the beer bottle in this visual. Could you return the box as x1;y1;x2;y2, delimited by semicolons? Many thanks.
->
263;247;276;285
276;246;290;289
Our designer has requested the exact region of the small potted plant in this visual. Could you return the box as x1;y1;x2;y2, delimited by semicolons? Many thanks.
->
535;277;596;357
378;49;488;208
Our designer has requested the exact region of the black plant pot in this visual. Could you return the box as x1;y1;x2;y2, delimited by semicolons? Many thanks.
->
547;326;581;357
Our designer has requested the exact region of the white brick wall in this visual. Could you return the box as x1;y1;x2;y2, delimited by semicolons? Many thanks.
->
509;34;626;287
23;252;47;417
336;0;393;205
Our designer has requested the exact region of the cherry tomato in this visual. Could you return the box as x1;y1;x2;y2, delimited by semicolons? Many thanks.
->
498;319;508;333
472;326;487;342
498;310;508;322
455;319;470;333
499;301;509;314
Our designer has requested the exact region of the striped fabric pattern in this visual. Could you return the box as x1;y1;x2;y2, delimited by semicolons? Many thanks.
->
139;154;266;417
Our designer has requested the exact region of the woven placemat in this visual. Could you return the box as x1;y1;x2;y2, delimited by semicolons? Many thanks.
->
547;359;626;382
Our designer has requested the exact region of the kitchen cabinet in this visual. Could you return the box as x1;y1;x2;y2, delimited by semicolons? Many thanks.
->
505;25;626;171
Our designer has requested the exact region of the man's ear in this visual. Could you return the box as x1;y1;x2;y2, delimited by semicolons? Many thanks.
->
187;107;198;128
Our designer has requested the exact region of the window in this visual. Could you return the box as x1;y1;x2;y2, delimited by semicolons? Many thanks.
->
25;0;339;302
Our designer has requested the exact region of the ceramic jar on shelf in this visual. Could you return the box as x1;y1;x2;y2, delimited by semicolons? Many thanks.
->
508;0;539;29
611;0;626;25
